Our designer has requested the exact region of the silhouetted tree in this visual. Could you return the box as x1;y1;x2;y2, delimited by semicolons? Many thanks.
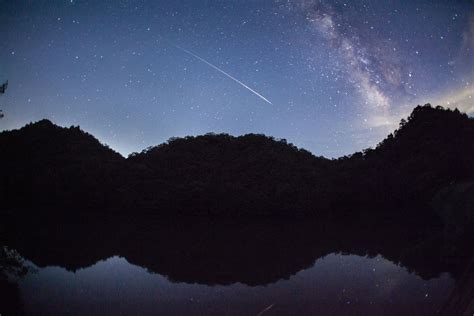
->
0;80;7;118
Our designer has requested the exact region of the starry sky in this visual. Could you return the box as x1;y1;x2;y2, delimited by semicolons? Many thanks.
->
1;0;473;157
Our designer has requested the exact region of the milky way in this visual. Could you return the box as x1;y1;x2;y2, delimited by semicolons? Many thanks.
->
0;0;472;157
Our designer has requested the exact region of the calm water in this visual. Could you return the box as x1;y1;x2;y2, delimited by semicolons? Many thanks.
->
13;253;453;316
1;214;471;315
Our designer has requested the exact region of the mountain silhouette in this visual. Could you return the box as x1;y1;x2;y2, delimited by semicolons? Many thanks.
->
0;104;473;220
0;119;125;208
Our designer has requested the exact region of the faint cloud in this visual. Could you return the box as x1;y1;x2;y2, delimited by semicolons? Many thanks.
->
367;114;398;129
366;84;474;133
437;85;474;115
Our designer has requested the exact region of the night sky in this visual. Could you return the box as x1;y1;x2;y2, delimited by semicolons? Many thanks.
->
1;0;472;157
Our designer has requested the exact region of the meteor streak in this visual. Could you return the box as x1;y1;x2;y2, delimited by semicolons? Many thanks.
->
175;45;272;105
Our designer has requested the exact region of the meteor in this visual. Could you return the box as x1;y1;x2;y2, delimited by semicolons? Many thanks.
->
175;45;272;105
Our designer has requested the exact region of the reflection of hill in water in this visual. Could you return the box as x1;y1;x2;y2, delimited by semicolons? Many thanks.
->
3;211;471;286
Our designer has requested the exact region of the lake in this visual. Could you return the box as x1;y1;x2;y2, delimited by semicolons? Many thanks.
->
1;213;472;315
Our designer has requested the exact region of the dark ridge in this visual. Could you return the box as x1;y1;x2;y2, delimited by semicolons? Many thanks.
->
331;105;474;212
126;132;332;215
0;119;123;160
0;104;473;219
0;120;125;208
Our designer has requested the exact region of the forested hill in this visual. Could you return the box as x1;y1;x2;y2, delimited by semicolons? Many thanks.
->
0;104;473;218
332;105;474;211
0;119;125;208
0;119;123;162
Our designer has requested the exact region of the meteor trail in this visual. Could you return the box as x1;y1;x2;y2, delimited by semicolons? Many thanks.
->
175;45;273;105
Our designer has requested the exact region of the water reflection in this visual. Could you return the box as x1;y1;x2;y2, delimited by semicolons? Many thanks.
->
18;254;452;316
1;212;473;315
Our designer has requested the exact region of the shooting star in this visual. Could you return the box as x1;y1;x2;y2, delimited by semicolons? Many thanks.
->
175;45;272;105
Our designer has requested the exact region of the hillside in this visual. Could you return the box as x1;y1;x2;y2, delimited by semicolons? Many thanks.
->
126;133;332;215
0;104;473;218
332;105;474;211
0;119;125;208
